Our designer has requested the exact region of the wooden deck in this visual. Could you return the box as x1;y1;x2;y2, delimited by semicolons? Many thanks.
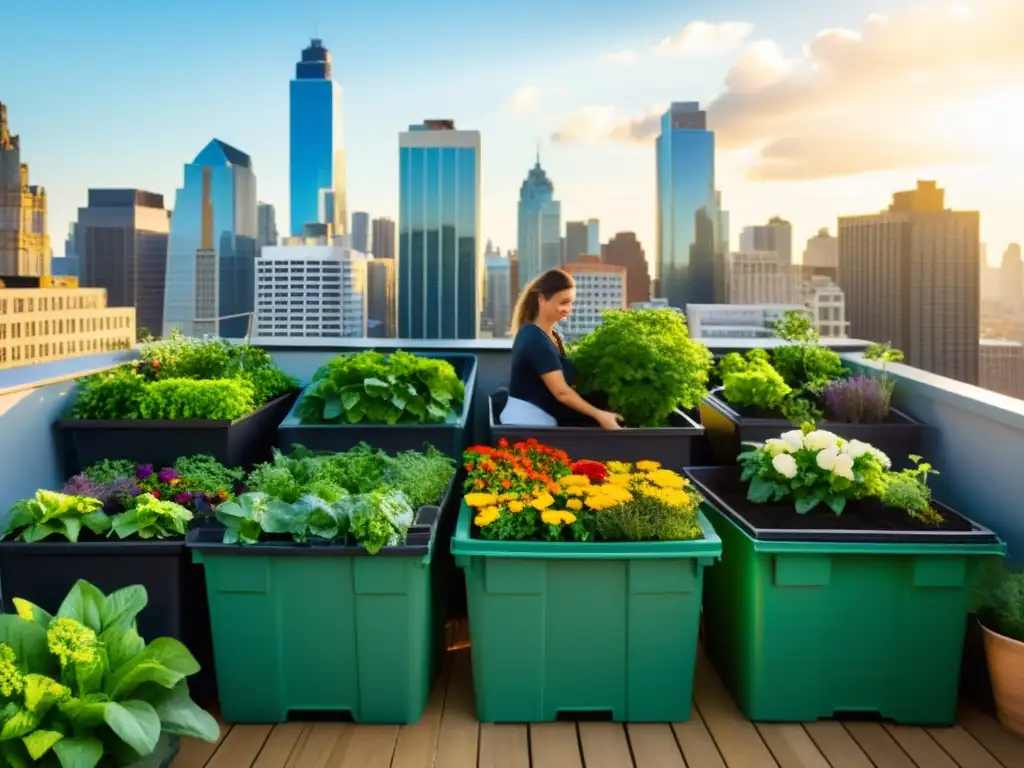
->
173;635;1024;768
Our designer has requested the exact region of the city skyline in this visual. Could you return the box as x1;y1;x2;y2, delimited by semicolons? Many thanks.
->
3;0;1020;267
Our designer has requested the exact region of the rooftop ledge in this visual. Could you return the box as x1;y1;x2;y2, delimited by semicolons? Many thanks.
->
0;338;1021;563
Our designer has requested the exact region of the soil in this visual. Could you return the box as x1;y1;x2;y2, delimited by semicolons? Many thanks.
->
689;466;975;534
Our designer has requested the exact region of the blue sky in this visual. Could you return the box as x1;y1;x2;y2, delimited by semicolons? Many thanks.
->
3;0;1018;264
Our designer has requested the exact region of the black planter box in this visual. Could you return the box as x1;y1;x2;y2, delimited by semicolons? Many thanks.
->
697;391;925;469
277;353;478;460
56;390;299;478
0;538;215;701
488;389;705;471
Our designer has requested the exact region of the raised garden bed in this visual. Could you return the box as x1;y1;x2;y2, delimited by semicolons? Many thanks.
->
489;388;705;470
698;390;924;468
277;352;477;460
685;464;1005;725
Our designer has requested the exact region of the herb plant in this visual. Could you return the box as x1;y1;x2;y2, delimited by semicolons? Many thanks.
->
880;455;942;525
0;580;218;765
571;308;714;427
972;562;1024;642
296;350;465;425
822;375;892;423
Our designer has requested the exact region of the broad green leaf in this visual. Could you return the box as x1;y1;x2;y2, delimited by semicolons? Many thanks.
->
794;495;821;515
340;390;360;410
0;707;43;740
746;476;775;504
363;377;389;394
20;524;55;543
109;661;183;700
825;495;847;515
63;517;83;543
0;740;31;768
12;598;53;629
52;737;103;768
0;616;49;674
22;729;62;759
80;511;111;536
100;626;145;672
74;653;106;697
56;581;106;633
322;395;343;421
59;695;108;729
107;638;200;697
23;674;70;714
101;586;148;632
149;680;220;742
102;700;160;756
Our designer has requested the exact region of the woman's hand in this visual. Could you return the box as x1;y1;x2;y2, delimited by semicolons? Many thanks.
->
595;410;624;430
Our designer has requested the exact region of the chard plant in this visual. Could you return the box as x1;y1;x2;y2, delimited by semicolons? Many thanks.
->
0;580;218;766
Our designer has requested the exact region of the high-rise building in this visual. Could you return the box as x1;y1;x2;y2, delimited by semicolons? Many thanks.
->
366;258;396;338
802;227;838;280
0;103;50;277
602;232;651;305
564;221;589;264
656;102;718;309
726;250;800;305
586;219;600;256
398;119;481;339
686;304;803;340
516;153;561;291
163;139;258;339
560;255;626;340
74;189;170;339
980;339;1024;399
740;216;793;264
802;275;848;338
484;249;512;339
257;202;278;249
838;180;980;384
289;39;347;237
351;211;370;253
372;217;395;260
1000;243;1022;310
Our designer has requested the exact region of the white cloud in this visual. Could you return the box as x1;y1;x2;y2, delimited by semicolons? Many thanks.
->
653;21;753;57
506;86;542;115
602;49;638;65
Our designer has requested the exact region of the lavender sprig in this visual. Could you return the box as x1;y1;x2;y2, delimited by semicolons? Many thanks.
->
823;375;892;423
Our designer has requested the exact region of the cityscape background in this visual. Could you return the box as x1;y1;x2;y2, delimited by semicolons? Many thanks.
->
1;0;1022;397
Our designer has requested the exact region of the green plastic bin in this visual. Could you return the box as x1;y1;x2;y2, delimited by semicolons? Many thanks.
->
687;467;1006;725
451;502;722;723
186;506;443;724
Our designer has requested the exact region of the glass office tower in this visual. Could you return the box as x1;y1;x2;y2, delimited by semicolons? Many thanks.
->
163;140;257;339
398;120;481;339
516;153;561;292
656;102;719;309
289;39;347;237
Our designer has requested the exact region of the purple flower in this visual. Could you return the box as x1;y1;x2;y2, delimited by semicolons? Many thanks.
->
136;464;154;480
173;491;194;505
157;467;179;484
63;474;104;500
823;375;891;423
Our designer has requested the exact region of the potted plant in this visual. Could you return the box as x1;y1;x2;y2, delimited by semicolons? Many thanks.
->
973;562;1024;738
278;350;477;459
186;444;456;724
452;438;721;723
0;579;219;766
490;309;711;469
56;332;299;476
685;427;1005;725
699;311;923;466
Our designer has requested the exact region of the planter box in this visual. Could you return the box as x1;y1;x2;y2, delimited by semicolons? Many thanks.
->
698;391;925;468
685;465;1005;725
56;390;299;478
277;353;478;460
451;501;722;723
489;389;705;471
187;504;446;724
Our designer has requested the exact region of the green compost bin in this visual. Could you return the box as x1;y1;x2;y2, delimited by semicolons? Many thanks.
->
451;502;722;723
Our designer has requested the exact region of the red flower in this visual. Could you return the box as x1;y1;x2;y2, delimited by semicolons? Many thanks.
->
571;460;608;482
498;437;509;448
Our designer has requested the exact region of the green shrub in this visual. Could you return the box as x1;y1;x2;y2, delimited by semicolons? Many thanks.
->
973;561;1024;643
137;379;255;421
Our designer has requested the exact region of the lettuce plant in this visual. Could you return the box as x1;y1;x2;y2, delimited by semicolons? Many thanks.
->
110;494;194;539
0;580;218;766
1;492;109;543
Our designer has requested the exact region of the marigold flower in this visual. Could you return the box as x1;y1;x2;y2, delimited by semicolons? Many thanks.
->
635;460;661;471
541;510;577;526
508;501;525;513
565;498;583;511
474;506;501;527
646;469;686;489
558;474;591;487
530;493;555;510
465;492;499;508
607;473;632;487
47;618;98;667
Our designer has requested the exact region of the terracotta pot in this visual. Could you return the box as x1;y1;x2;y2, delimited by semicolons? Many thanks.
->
980;622;1024;739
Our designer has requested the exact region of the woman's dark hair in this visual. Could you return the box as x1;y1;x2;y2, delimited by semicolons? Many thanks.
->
511;269;575;333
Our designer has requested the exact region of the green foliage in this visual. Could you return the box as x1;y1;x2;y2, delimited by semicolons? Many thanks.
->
136;378;255;421
70;368;148;420
81;460;137;486
571;309;714;427
880;455;943;524
0;580;218;766
110;494;194;539
296;351;465;425
1;491;110;543
772;309;818;344
171;454;245;497
594;493;702;541
718;351;792;411
972;561;1024;643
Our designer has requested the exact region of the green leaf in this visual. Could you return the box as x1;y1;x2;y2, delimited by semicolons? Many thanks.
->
0;741;31;768
150;680;221;742
63;516;83;543
52;737;103;768
390;394;407;411
0;708;43;740
100;626;146;672
321;395;343;421
746;476;775;504
825;495;847;515
20;524;55;543
109;661;184;700
56;581;106;633
74;654;106;697
794;495;821;515
0;616;49;674
363;377;389;394
102;700;161;756
11;598;53;629
22;729;62;759
107;638;200;697
58;695;108;729
80;511;111;536
101;586;148;632
23;674;70;714
340;390;361;410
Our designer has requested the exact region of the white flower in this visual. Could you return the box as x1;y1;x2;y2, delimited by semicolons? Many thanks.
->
816;447;840;471
780;430;804;453
869;447;891;469
845;439;871;459
772;453;798;479
832;453;855;480
804;430;840;451
764;438;791;456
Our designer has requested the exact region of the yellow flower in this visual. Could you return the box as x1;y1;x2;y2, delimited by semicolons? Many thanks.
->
508;500;525;513
585;494;616;511
605;461;632;474
530;493;555;510
474;506;501;527
566;498;583;510
47;618;98;667
541;510;577;525
0;644;23;698
563;486;585;497
636;460;662;471
607;473;632;487
465;493;499;508
646;469;687;489
558;474;591;487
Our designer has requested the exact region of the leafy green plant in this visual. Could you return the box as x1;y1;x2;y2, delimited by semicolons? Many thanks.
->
110;494;194;539
296;351;465;425
718;350;792;411
136;378;255;421
571;308;713;427
972;562;1024;642
0;580;218;765
343;488;416;554
1;492;109;543
771;310;844;394
69;369;148;420
880;455;943;524
171;454;245;498
81;460;137;486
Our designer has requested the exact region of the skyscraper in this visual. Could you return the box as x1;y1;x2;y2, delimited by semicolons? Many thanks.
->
0;102;50;277
516;153;561;291
398;119;481;339
656;102;718;309
75;189;170;338
366;258;397;338
351;211;370;253
740;216;793;264
257;202;278;249
372;217;395;260
163;140;258;339
603;231;651;305
289;39;347;238
586;218;600;256
564;221;589;263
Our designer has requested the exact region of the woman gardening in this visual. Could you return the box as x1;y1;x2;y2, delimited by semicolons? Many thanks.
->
500;269;623;430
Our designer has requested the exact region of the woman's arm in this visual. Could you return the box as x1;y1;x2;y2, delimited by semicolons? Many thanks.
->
540;369;620;427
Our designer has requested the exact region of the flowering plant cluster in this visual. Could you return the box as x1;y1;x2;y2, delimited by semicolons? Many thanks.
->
463;439;704;542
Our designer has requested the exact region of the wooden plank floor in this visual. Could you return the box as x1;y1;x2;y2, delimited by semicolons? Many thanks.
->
173;626;1024;768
